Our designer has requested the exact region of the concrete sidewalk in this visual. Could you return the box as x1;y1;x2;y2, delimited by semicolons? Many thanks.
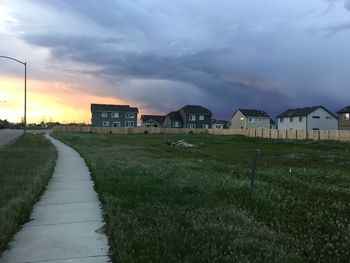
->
0;135;110;263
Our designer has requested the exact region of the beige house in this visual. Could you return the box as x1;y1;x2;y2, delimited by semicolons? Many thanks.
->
337;106;350;130
230;109;271;129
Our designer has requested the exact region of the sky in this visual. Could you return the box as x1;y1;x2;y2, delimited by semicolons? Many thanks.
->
1;0;350;123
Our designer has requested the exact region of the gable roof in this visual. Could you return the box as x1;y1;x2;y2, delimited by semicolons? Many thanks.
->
165;111;182;121
277;106;337;119
337;106;350;114
180;105;212;115
232;108;270;118
141;115;165;124
91;103;139;113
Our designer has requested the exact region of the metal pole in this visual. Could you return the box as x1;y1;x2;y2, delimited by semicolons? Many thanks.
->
0;56;27;134
24;62;27;134
250;149;261;187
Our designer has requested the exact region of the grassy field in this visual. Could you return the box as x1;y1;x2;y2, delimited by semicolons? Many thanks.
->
54;133;350;263
0;135;56;253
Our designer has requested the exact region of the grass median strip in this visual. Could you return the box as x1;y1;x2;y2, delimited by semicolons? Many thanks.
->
0;134;57;253
54;133;350;262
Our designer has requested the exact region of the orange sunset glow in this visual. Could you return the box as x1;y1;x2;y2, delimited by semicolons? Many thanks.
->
0;76;130;124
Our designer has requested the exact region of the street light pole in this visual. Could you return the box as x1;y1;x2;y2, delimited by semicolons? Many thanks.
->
0;55;27;134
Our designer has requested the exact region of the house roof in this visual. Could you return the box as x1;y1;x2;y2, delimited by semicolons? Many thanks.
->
166;111;182;121
233;109;270;118
141;115;165;123
180;105;212;115
277;105;337;119
337;106;350;114
91;103;139;113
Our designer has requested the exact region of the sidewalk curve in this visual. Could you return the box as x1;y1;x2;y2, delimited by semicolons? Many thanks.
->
0;135;110;263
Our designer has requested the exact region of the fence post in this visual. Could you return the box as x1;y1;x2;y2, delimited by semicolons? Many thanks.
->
250;149;261;188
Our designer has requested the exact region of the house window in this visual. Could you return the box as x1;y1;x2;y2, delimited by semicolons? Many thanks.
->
343;113;350;120
313;128;320;130
280;118;284;123
290;117;294;122
325;116;332;120
189;115;196;121
312;116;320;119
199;115;204;121
257;118;263;123
113;122;120;127
126;113;134;118
102;112;108;118
111;112;119;118
187;124;196;128
173;121;181;128
299;117;303;122
248;117;255;123
125;121;134;127
203;124;209;129
102;121;109;127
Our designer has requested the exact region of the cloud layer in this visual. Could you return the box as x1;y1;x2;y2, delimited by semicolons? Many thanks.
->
1;0;350;120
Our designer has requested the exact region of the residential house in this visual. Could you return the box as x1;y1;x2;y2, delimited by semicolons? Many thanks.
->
91;104;139;127
277;106;338;131
178;105;212;129
230;109;271;129
212;119;230;129
162;111;183;128
140;115;165;128
337;106;350;130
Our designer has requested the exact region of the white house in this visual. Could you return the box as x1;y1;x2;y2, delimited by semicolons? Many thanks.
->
277;106;338;131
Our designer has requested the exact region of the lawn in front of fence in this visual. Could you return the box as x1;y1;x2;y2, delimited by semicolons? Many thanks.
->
54;133;350;262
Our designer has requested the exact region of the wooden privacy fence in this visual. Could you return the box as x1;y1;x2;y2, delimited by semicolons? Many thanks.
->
53;126;350;142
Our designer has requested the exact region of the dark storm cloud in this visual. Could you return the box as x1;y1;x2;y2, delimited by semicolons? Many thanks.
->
3;0;350;118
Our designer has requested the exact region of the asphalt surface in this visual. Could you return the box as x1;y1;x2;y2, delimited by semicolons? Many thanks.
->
0;129;23;148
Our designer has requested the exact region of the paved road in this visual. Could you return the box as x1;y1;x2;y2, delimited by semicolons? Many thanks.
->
0;129;23;148
0;134;110;263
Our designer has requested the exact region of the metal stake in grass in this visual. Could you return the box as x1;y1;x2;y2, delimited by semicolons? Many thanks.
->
250;149;261;187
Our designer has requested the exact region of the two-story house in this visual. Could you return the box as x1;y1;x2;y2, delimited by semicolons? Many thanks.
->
230;109;271;129
277;106;338;131
140;115;165;128
178;105;212;129
337;106;350;130
91;104;139;127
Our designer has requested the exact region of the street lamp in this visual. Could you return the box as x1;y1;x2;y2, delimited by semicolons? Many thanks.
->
0;55;27;134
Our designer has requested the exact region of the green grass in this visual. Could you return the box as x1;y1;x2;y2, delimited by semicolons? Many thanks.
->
54;133;350;263
0;135;57;252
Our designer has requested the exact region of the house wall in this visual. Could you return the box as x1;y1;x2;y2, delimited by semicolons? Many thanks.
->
306;108;338;130
162;116;182;128
92;111;138;127
212;123;224;129
179;110;212;128
338;113;350;130
141;120;161;128
278;116;306;130
230;110;270;129
230;111;246;129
